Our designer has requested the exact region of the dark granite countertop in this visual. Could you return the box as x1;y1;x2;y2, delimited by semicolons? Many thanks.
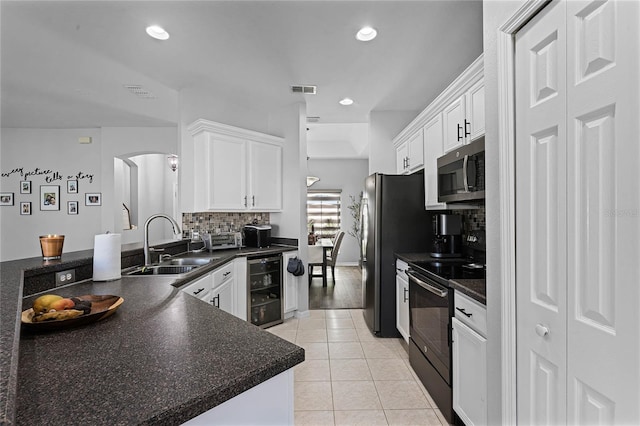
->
448;278;486;305
395;252;486;305
1;242;301;426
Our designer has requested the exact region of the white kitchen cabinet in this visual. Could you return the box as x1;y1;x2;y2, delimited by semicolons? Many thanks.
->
283;250;299;315
395;129;424;174
181;260;242;319
186;119;283;212
234;258;247;321
211;261;236;316
423;114;446;209
452;291;487;426
395;259;410;343
181;273;214;304
443;80;485;153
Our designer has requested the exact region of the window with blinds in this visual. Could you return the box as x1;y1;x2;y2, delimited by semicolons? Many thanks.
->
307;190;341;239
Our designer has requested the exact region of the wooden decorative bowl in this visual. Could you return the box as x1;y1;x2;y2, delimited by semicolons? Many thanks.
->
21;294;124;330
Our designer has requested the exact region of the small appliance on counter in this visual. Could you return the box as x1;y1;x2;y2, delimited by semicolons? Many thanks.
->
200;232;242;251
430;214;462;258
243;224;271;248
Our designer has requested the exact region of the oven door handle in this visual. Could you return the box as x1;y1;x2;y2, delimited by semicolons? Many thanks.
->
407;270;448;298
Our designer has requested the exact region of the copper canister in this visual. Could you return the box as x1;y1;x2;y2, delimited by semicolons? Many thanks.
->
39;235;65;260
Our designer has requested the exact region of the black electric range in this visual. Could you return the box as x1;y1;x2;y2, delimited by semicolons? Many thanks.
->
408;258;485;286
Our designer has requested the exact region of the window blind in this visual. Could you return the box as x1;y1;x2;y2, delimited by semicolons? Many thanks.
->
307;190;341;238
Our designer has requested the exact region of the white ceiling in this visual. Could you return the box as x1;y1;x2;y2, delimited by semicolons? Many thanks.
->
0;0;483;157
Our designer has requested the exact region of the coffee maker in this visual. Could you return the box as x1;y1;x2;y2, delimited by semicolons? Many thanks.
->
430;214;462;258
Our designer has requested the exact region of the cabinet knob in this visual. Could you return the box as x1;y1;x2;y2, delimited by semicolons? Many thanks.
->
464;119;471;137
456;307;472;318
535;324;549;337
244;196;248;207
457;124;463;141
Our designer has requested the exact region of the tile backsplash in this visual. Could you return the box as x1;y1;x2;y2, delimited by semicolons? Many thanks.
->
181;212;270;239
451;206;486;232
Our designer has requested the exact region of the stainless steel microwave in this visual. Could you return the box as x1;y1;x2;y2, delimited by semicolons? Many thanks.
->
437;138;485;203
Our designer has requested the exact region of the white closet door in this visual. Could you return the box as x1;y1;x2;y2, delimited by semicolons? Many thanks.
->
566;0;640;423
515;1;568;424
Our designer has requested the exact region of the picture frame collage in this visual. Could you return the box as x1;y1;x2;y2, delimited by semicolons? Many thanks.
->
1;179;101;216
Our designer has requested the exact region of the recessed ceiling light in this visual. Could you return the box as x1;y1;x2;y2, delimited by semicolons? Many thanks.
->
356;26;377;42
146;25;169;41
339;98;354;106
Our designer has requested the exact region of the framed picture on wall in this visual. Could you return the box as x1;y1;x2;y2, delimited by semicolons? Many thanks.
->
40;185;60;211
20;202;31;215
67;180;78;194
0;192;14;206
20;181;31;194
67;201;78;215
85;192;101;206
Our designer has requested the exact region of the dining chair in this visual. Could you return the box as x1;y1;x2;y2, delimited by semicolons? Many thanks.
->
308;230;344;287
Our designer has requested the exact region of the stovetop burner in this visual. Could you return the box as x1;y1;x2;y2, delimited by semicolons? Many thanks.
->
408;258;485;284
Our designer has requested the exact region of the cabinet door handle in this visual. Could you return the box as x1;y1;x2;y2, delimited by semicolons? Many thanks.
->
457;124;463;141
464;119;471;137
212;294;220;308
252;195;255;206
193;287;205;295
223;271;231;277
406;157;410;168
403;287;409;303
244;196;248;207
456;307;472;317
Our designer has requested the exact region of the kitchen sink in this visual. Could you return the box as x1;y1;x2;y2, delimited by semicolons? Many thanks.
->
163;257;216;266
126;265;200;276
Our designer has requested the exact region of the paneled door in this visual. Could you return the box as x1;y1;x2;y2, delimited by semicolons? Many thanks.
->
516;0;640;424
515;2;568;423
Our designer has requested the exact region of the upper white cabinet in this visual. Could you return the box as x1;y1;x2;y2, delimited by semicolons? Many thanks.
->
392;54;483;210
423;114;445;209
443;79;485;153
186;119;283;212
395;129;424;174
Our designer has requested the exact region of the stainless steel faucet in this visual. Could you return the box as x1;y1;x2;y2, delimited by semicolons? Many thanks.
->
143;214;182;266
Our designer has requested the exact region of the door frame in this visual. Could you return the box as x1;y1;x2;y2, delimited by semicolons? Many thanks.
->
495;1;550;424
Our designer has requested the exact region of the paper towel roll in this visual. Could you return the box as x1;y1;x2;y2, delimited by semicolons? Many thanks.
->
93;233;122;281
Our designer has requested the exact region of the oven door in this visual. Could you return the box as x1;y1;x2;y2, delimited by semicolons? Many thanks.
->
407;269;452;384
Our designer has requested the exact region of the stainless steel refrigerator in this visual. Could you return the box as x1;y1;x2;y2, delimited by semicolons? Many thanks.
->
361;171;433;337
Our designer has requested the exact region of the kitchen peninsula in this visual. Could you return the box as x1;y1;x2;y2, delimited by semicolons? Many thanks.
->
1;242;304;425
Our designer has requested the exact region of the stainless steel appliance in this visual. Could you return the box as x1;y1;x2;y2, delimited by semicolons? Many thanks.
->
201;232;242;251
243;224;271;248
431;214;462;258
437;137;485;203
407;231;486;424
247;254;283;328
361;171;434;337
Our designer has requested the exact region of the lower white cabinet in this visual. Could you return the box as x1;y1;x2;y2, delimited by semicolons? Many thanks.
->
395;259;410;343
452;291;487;426
181;260;242;319
283;250;299;314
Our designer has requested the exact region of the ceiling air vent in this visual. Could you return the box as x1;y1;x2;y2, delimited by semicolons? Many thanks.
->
291;85;317;95
123;84;156;99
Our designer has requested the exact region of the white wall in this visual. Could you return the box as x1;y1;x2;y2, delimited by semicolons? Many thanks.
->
368;110;418;174
0;126;179;261
0;128;103;260
101;127;179;245
307;158;369;265
483;1;527;425
268;103;309;315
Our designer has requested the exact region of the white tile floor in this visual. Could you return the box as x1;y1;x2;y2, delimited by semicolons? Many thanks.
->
267;309;449;426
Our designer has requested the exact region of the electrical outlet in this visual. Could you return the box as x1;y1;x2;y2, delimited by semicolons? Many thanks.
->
55;269;76;286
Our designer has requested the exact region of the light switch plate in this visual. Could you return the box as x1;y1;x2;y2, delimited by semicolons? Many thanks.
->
55;269;76;286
